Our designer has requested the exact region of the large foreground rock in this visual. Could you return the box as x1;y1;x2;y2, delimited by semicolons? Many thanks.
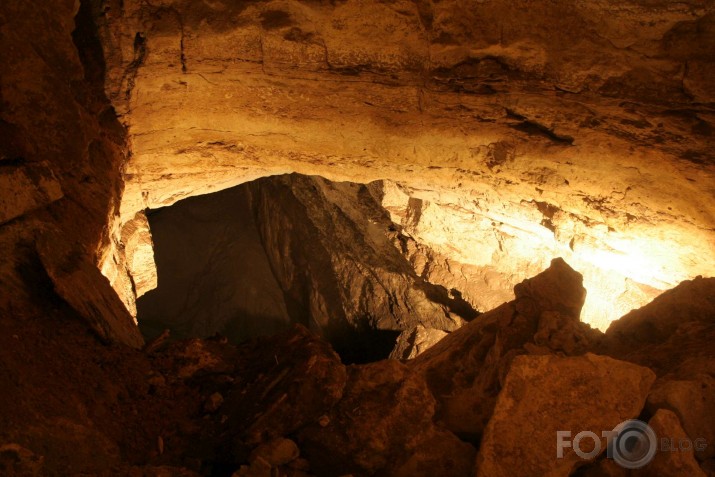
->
601;277;715;382
601;276;715;466
36;230;144;349
475;353;656;477
646;375;715;462
411;258;602;440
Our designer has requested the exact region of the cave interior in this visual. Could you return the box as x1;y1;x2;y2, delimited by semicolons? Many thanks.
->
0;0;714;475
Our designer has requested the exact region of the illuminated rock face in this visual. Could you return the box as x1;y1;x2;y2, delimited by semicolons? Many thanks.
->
2;2;715;474
95;0;715;330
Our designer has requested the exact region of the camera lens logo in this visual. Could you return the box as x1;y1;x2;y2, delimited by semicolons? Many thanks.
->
609;419;658;469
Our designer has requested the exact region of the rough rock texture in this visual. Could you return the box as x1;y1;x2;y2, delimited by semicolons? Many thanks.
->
600;277;715;388
297;359;476;477
120;211;157;299
37;230;144;349
574;459;629;477
96;0;715;330
0;0;141;347
597;275;715;473
633;409;707;477
1;1;715;476
411;257;602;440
138;174;473;361
390;325;449;360
475;353;655;477
0;162;63;226
645;375;715;462
1;250;713;475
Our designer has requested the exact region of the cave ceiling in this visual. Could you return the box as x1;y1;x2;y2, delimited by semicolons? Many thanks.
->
94;0;715;330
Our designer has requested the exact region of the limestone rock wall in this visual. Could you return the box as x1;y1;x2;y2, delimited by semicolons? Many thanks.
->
95;0;715;330
0;0;143;347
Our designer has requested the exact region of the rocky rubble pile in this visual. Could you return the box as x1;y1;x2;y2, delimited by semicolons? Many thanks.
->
6;258;712;476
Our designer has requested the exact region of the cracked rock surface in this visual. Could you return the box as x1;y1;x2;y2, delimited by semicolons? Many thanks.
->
138;174;473;362
95;0;715;330
1;1;715;476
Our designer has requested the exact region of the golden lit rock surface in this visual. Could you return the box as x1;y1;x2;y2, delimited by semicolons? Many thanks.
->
0;162;63;226
2;1;715;475
390;325;449;360
95;0;715;329
119;211;157;300
411;258;602;439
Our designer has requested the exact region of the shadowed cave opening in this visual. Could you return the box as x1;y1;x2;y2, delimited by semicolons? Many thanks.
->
137;173;478;364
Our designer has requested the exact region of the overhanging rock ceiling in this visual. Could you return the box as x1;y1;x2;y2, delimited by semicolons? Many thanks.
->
95;0;715;329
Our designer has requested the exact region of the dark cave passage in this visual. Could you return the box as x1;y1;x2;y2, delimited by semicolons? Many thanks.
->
137;173;477;363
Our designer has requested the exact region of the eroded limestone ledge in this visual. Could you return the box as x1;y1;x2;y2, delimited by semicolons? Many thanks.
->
96;0;715;329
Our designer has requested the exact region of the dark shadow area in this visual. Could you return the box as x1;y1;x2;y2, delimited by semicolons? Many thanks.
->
138;174;475;364
138;186;294;343
332;328;403;365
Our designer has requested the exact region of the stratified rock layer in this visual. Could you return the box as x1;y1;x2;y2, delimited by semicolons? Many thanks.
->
298;358;476;477
97;0;715;330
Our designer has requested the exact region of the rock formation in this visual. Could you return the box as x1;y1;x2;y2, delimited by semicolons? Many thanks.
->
138;173;474;361
1;0;715;475
2;251;715;475
93;0;715;332
475;353;655;477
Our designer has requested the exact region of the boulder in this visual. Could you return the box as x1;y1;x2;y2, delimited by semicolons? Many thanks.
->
633;409;707;477
603;277;715;374
475;353;656;477
411;258;601;440
646;375;715;461
389;325;449;360
298;359;476;477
